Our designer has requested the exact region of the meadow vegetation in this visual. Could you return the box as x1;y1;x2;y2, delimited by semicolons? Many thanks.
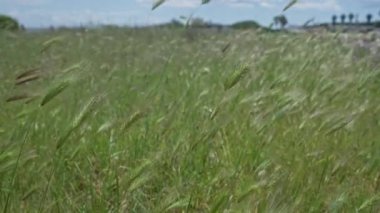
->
1;27;380;212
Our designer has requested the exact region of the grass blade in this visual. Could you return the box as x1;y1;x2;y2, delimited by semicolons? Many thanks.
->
125;160;152;192
3;121;32;213
40;81;70;106
15;68;40;80
6;94;31;103
223;64;249;91
56;96;101;149
15;73;40;85
237;184;260;203
41;36;65;53
152;0;165;10
164;198;190;212
283;0;298;11
210;194;229;213
122;110;147;131
357;196;380;211
62;61;84;74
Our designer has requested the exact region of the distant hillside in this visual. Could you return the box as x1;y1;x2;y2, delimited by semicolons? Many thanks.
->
153;19;271;31
230;20;261;30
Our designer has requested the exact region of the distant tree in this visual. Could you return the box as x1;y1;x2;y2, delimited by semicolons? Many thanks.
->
348;13;354;24
230;20;261;30
190;17;209;28
367;14;373;24
274;15;288;29
332;15;337;25
0;15;20;31
340;14;346;24
169;19;184;28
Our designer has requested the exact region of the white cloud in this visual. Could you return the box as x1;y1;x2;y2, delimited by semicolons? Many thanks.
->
6;9;157;27
223;0;341;11
138;0;275;8
3;0;50;6
293;0;341;11
359;0;380;7
137;0;201;8
220;0;268;8
138;0;341;11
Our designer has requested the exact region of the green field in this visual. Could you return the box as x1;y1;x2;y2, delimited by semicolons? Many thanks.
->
1;28;380;212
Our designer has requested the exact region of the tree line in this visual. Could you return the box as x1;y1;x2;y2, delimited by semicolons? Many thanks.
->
332;12;379;25
0;15;20;31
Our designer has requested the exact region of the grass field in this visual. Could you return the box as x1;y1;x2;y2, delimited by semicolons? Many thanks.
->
1;27;380;212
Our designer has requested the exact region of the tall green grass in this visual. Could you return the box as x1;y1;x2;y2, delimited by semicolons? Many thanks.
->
1;28;380;212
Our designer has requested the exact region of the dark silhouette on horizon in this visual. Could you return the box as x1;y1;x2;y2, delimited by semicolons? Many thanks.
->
349;13;354;24
367;14;373;24
341;14;346;24
332;15;337;25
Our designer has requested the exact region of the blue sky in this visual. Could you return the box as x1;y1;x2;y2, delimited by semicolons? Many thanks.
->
1;0;380;28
